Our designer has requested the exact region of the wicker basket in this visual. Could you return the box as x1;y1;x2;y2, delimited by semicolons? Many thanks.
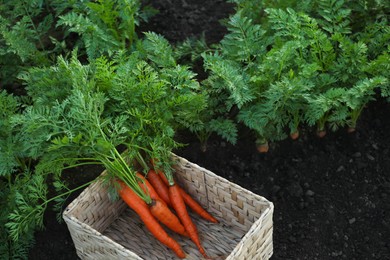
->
63;155;274;259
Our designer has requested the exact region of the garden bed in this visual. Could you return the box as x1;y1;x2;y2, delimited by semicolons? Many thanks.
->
3;0;386;259
28;94;390;260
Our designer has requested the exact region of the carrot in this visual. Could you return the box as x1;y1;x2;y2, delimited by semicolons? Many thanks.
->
178;188;218;223
169;184;208;258
158;171;218;223
136;172;167;207
156;170;170;187
135;173;188;236
290;131;299;140
149;198;189;237
147;169;172;206
256;142;269;153
117;180;186;258
316;129;326;138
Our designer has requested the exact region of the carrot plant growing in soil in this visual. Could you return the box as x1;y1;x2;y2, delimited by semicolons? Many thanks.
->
0;91;38;259
2;29;211;257
1;0;390;259
187;0;389;152
0;0;156;87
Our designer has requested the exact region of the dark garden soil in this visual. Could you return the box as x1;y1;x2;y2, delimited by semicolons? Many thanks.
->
27;1;390;259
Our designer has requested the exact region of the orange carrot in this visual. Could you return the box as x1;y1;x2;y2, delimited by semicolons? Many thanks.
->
149;198;188;237
158;171;218;223
147;169;172;206
136;172;167;207
317;130;326;138
290;131;299;140
169;184;208;258
117;181;186;258
156;170;170;186
135;173;188;236
178;188;218;223
256;142;269;153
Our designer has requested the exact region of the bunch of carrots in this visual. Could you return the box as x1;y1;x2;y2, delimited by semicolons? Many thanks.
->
113;155;218;259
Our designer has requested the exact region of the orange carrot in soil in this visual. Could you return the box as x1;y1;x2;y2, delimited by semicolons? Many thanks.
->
158;171;218;223
169;184;208;258
290;131;299;140
147;169;172;206
316;130;326;138
256;142;269;153
117;181;186;258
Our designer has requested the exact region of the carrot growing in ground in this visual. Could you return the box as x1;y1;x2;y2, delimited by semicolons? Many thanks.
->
316;129;327;138
256;138;269;153
290;130;299;140
136;173;188;237
117;180;186;258
158;171;218;223
169;184;208;258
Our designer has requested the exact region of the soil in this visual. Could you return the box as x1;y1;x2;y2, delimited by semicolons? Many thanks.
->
25;1;390;259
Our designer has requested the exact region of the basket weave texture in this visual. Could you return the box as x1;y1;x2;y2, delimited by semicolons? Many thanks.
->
63;155;274;259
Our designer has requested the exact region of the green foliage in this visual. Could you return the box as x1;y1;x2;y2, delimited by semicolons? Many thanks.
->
6;172;48;242
173;34;209;64
0;179;35;260
344;76;388;128
0;90;41;259
220;11;268;64
57;0;157;60
17;33;207;169
0;0;157;86
331;33;368;82
57;11;120;59
20;50;95;106
0;91;27;176
0;1;389;257
358;19;390;59
193;0;389;146
202;52;255;108
305;87;348;132
141;32;176;67
0;1;53;84
208;118;238;145
261;77;314;135
316;0;351;34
